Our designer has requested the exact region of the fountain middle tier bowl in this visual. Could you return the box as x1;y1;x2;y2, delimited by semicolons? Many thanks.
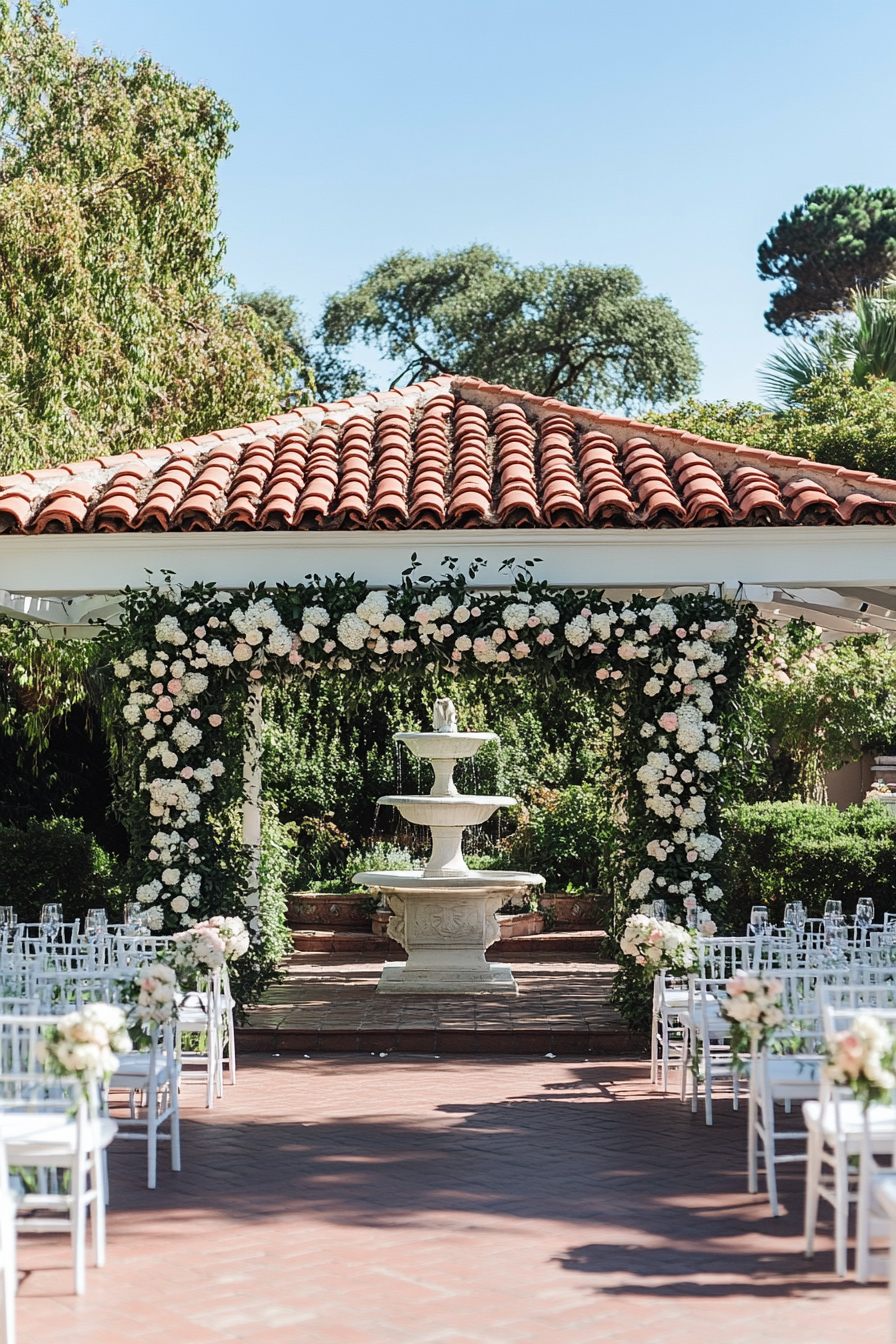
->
394;731;497;760
377;794;515;828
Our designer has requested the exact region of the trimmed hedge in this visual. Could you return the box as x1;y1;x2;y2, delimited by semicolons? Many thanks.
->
0;818;124;926
723;800;896;930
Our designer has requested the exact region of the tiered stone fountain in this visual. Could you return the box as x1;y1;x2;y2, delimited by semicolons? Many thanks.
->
354;699;544;995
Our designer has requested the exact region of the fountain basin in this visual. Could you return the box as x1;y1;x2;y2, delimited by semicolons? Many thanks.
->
377;794;514;829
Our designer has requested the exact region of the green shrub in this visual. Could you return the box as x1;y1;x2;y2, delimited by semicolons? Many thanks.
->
723;800;896;929
0;817;124;925
507;785;621;894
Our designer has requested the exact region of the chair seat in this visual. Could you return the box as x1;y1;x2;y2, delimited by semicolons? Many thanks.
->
804;1099;896;1143
660;990;690;1007
0;1112;117;1157
765;1056;822;1088
110;1053;175;1087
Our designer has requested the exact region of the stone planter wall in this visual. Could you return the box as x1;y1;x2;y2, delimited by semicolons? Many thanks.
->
539;894;605;929
497;911;545;939
288;892;371;929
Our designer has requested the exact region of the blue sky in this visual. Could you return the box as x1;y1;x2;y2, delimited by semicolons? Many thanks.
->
63;0;896;406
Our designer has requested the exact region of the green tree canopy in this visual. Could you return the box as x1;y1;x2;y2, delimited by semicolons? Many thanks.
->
758;185;896;333
318;245;701;410
0;1;296;474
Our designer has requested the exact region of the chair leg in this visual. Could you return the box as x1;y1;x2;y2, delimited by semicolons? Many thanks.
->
703;1036;713;1127
1;1206;16;1344
856;1149;872;1285
804;1128;821;1258
170;1081;181;1174
147;1073;158;1191
226;998;236;1084
72;1158;87;1296
91;1151;106;1269
762;1101;780;1217
834;1141;849;1278
747;1075;759;1195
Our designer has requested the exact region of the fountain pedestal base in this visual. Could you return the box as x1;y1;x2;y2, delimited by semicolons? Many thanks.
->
352;873;542;996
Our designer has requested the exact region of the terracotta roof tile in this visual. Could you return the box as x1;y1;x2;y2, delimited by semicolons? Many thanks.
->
3;373;896;536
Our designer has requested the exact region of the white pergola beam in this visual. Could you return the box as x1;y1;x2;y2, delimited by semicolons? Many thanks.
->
1;527;896;597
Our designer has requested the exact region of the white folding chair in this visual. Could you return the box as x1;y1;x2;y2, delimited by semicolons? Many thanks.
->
0;1015;116;1296
107;1021;180;1190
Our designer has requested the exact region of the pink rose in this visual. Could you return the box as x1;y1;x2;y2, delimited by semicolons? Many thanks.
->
288;651;301;665
527;615;539;628
596;668;610;680
249;669;263;680
683;896;697;908
167;679;182;694
208;714;222;727
610;669;622;680
181;767;194;779
659;712;678;731
676;628;687;638
471;607;481;617
190;709;201;720
157;696;174;713
649;623;661;636
194;626;206;638
493;628;506;644
589;642;605;654
512;643;530;659
496;650;510;663
581;607;591;618
714;675;727;684
536;630;554;646
148;849;159;861
152;682;163;694
323;640;336;653
145;707;161;722
507;628;518;640
686;851;697;863
700;920;717;937
451;650;462;662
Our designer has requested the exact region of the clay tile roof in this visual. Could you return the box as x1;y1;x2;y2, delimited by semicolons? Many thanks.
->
4;371;896;535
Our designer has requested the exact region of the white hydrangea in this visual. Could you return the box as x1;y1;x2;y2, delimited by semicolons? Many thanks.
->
205;641;234;667
640;723;656;738
533;601;560;626
136;880;162;904
502;603;531;630
676;705;706;754
473;637;498;664
620;608;637;624
267;629;293;656
356;592;389;625
302;606;330;627
648;603;676;629
123;704;142;725
337;612;371;650
155;616;187;646
455;635;472;652
690;833;722;860
171;721;202;752
142;905;164;930
150;660;167;677
704;885;723;903
429;595;453;620
674;658;697;684
590;613;612;641
181;872;202;898
300;623;320;643
129;649;148;669
564;616;590;647
114;661;130;678
171;896;190;914
629;868;655;901
643;678;662;697
181;673;208;695
454;606;471;624
646;795;675;818
695;749;721;773
161;867;181;886
380;613;404;633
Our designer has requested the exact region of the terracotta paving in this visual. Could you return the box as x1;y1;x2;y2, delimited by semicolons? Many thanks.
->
238;954;632;1054
14;1055;888;1343
4;373;895;535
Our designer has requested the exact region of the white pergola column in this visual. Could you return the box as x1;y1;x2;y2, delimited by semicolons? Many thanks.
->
242;683;263;921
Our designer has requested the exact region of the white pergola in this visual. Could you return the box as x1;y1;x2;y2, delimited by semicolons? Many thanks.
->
2;524;896;639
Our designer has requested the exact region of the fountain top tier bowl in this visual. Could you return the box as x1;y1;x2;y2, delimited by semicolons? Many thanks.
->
394;730;497;760
395;697;499;797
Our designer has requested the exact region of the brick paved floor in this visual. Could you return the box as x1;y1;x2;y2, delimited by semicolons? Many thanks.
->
240;955;631;1054
14;1056;889;1344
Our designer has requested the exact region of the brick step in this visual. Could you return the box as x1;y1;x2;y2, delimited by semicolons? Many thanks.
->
236;1023;641;1056
289;928;609;960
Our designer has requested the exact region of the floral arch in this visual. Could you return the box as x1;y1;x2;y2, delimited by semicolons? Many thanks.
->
105;565;754;996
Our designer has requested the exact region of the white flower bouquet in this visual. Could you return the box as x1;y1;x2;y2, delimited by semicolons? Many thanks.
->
824;1013;896;1110
171;914;250;987
36;1003;131;1083
720;972;784;1064
619;914;697;971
